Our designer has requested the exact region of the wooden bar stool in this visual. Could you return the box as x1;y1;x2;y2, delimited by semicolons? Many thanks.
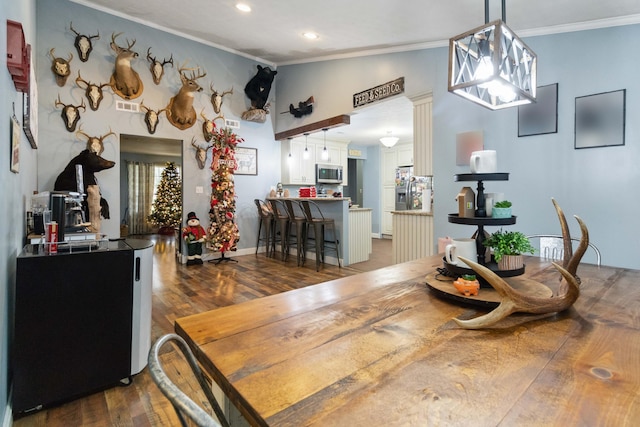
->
300;200;341;271
269;199;290;260
254;199;274;257
284;199;308;266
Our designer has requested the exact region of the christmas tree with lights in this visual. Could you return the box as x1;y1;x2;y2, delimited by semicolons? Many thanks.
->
148;161;182;232
207;126;243;258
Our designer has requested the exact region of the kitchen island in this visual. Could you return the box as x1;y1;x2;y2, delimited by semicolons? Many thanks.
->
392;209;433;263
175;255;638;426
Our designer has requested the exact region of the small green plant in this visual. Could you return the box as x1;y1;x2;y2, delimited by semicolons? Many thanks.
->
462;274;477;281
494;200;512;208
483;229;535;262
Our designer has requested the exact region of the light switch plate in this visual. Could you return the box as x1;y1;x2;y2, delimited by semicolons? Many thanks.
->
195;186;204;194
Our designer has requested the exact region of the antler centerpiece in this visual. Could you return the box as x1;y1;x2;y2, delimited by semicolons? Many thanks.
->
453;198;590;329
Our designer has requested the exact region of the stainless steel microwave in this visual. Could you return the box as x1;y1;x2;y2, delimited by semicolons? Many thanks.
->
316;164;343;183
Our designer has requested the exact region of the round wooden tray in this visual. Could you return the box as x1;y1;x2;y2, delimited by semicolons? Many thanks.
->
425;271;553;308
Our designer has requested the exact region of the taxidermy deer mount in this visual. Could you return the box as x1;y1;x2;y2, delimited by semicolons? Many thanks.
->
69;22;99;62
146;47;173;85
55;94;85;132
140;101;168;134
283;96;314;118
75;126;116;156
109;32;143;100
191;137;213;169
49;48;73;87
201;109;224;142
166;62;206;130
210;84;233;114
75;71;109;111
453;198;589;330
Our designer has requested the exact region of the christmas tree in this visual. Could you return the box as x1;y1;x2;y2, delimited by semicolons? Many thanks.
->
148;161;182;231
207;126;243;253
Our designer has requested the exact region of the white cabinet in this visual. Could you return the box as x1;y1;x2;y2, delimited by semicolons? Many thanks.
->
397;144;413;166
281;139;316;185
382;186;395;235
380;142;413;236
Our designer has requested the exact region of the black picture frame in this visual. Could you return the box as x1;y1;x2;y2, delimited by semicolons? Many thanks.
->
22;49;37;149
235;147;258;175
518;83;558;137
575;89;626;149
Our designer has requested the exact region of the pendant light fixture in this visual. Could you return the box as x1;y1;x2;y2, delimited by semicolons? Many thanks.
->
448;0;537;110
303;133;310;159
380;131;399;148
321;128;329;161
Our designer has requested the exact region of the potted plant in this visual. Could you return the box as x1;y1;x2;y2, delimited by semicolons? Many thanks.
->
483;229;535;270
492;200;512;218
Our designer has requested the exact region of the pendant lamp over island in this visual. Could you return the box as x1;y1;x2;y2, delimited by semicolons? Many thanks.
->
448;0;537;110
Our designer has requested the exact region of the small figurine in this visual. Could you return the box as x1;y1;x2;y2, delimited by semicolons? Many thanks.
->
182;211;207;265
453;274;480;296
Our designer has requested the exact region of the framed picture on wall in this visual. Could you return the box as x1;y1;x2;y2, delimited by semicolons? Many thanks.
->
575;89;625;149
235;147;258;175
518;83;558;137
11;114;20;173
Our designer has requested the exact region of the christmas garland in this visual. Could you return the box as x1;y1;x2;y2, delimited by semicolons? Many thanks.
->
207;125;243;253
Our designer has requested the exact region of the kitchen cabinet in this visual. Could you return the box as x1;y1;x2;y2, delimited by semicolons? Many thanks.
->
382;187;396;235
381;142;413;235
281;138;316;185
12;239;153;414
397;143;413;166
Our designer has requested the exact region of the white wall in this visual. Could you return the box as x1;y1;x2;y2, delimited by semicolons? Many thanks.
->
35;0;281;251
275;25;640;269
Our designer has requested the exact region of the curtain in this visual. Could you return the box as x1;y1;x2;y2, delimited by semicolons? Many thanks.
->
126;161;156;235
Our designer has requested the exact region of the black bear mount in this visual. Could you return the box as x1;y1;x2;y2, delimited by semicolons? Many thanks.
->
242;65;277;123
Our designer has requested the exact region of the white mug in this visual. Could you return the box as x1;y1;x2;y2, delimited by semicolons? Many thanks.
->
470;150;497;174
445;238;478;266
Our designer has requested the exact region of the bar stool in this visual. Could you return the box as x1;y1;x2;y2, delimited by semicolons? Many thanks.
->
269;199;290;260
300;200;341;271
284;199;308;266
254;199;274;256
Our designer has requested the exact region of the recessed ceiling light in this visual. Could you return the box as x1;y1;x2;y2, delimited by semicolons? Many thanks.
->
236;3;251;12
303;32;319;40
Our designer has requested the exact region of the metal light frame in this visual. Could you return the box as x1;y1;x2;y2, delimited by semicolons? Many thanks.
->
448;2;537;110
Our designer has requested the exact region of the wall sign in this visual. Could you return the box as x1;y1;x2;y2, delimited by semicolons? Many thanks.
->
353;77;404;108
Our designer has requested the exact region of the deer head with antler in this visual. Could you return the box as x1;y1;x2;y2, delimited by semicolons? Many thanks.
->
55;94;86;132
210;83;233;114
140;101;168;134
49;48;74;87
453;198;590;329
75;126;116;156
69;22;99;62
147;47;174;85
166;62;206;130
109;32;143;100
75;71;109;111
200;109;224;142
191;137;213;170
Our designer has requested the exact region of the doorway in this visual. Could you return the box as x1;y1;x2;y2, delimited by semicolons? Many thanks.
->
345;158;364;207
119;134;182;236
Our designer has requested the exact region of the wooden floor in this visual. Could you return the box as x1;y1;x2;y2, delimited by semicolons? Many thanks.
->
13;235;392;426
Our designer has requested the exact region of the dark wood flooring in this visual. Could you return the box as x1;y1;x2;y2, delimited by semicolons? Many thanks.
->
13;236;392;426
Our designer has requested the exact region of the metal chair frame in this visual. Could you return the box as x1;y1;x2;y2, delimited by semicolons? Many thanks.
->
527;234;602;266
284;199;308;266
254;199;274;257
300;200;341;271
148;333;229;427
269;199;290;260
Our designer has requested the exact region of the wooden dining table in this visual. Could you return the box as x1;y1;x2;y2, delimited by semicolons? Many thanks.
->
174;254;640;426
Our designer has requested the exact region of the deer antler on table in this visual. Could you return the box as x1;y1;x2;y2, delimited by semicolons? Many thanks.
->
453;198;590;329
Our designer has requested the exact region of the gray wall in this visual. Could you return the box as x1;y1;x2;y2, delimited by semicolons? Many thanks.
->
35;0;282;249
275;25;640;269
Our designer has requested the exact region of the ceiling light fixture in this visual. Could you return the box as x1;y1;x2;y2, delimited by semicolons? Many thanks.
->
448;0;537;110
380;132;399;148
303;32;319;40
321;129;329;160
303;133;310;159
235;3;251;13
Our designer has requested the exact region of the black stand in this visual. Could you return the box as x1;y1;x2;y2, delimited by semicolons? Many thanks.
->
208;252;238;265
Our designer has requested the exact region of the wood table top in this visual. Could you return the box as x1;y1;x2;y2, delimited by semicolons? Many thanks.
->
175;255;640;426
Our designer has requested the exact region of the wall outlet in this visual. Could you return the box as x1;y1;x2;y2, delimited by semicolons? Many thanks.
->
195;186;204;194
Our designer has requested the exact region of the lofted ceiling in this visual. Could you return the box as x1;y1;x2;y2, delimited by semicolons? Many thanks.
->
73;0;640;146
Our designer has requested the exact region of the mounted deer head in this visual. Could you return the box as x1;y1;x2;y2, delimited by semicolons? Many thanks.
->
75;71;109;111
191;137;213;170
109;32;143;100
69;22;99;62
166;62;206;130
140;101;168;134
49;48;73;86
75;126;116;156
210;83;233;114
146;47;173;85
200;109;224;142
55;94;86;132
